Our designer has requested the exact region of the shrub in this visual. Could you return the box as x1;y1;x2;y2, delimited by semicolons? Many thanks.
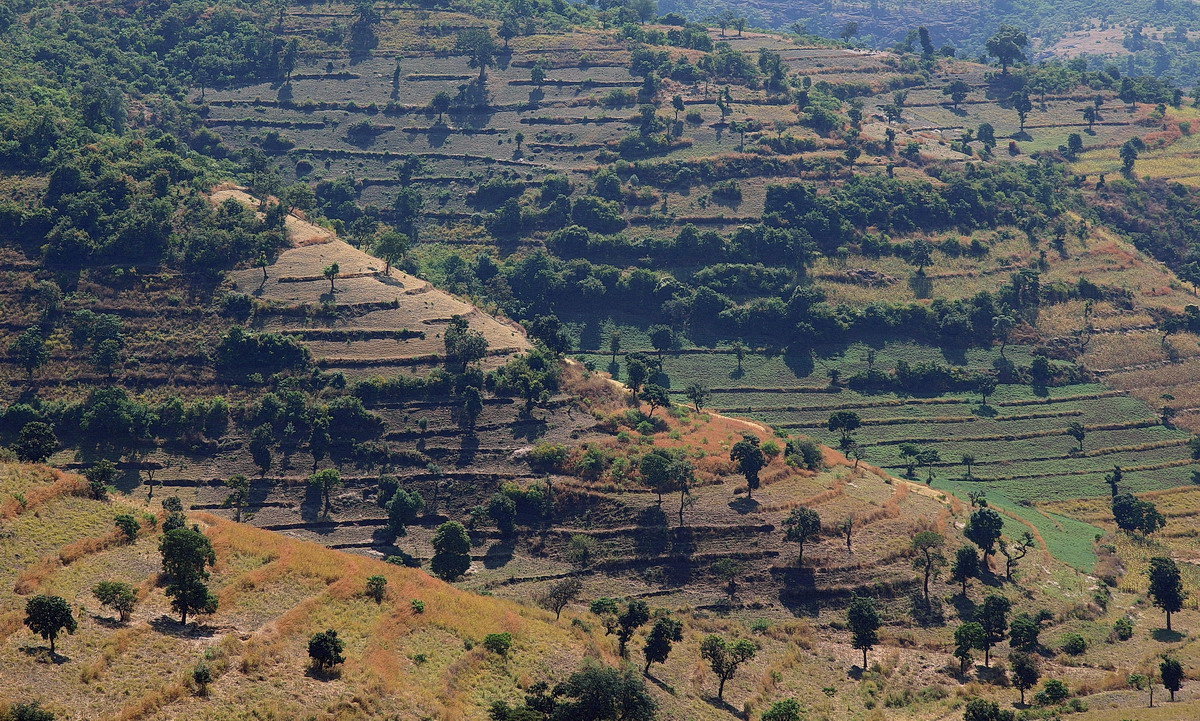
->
411;599;425;614
1060;632;1087;655
1034;678;1070;706
1112;616;1133;641
483;632;513;656
114;514;140;541
527;443;567;471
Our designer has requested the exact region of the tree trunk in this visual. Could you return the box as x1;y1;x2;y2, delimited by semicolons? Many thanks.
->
923;567;931;600
181;609;188;626
1167;610;1173;631
984;644;990;667
49;635;55;655
717;676;726;700
862;648;868;669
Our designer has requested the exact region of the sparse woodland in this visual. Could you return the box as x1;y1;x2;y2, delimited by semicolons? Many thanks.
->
3;0;1200;719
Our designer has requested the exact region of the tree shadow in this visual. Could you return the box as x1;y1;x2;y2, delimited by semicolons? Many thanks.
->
644;672;676;695
951;592;977;620
483;540;515;569
703;695;742;715
908;272;933;299
728;496;759;514
457;433;479;467
974;404;998;418
635;506;670;557
149;615;216;638
19;645;70;664
1153;628;1185;643
305;665;343;681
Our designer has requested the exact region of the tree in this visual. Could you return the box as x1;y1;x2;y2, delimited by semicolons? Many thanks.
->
961;453;977;479
1121;139;1140;175
114;513;140;541
11;328;48;379
684;382;709;412
1014;92;1032;131
978;594;1012;667
323;262;339;293
642;616;683;674
431;521;471;580
699;635;757;700
366;575;387;603
912;531;946;601
85;459;117;500
1130;672;1156;708
626;356;648;395
431;91;452;122
640;449;677;504
730;434;766;499
1083;105;1098;130
955;622;985;674
24;595;76;655
487;492;517;537
14;421;57;462
455;28;497;80
549;663;656;720
648;324;676;359
308;629;345;670
762;699;803;721
309;468;342;516
537;577;582;620
374;230;409;276
608;330;621;364
1148;556;1187;631
93;580;137;622
1010;652;1040;705
784;507;821;566
1113;492;1166;536
484;632;512;656
1000;531;1034;580
615;600;650;658
965;507;1003;559
976;375;997;406
847;596;880;669
1009;612;1041;652
827;411;861;447
963;698;1015;721
223;473;250;522
730;340;745;374
498;17;518;48
1161;655;1183;702
986;25;1028;74
1066;421;1086;451
160;527;218;625
672;94;684;122
944;79;970;109
712;558;742;603
952;545;980;595
916;449;941;483
641;384;670;417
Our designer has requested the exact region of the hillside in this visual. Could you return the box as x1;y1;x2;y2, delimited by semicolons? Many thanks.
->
0;463;620;720
6;0;1200;719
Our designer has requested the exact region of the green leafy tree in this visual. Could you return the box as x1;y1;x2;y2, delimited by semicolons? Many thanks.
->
1009;612;1042;652
455;28;498;80
784;507;822;566
730;434;766;499
308;629;345;669
986;25;1028;74
484;632;512;656
1067;421;1086;451
1148;556;1187;631
699;634;757;700
223;474;251;522
827;410;861;446
963;698;1015;721
641;384;670;417
952;545;980;595
847;595;880;669
642;616;683;673
24;594;77;655
374;230;409;276
912;531;946;601
93;580;137;622
11;328;48;379
537;577;582;620
615;600;650;658
323;262;339;293
85;459;118;500
762;699;803;721
13;421;57;462
944;79;970;109
114;513;140;541
309;468;342;516
1161;655;1184;702
1010;652;1040;705
430;521;471;580
978;594;1012;667
684;382;708;412
965;507;1004;559
955;622;985;674
160;527;218;625
387;487;424;537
